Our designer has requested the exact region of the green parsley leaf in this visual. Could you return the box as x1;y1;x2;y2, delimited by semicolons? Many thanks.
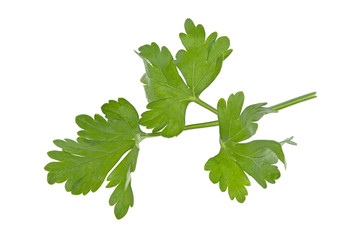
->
137;43;192;137
45;98;142;219
138;18;232;137
205;92;286;203
175;18;232;96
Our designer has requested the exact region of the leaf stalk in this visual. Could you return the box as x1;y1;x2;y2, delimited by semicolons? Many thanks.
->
184;91;317;131
269;92;317;111
194;98;217;114
142;92;317;137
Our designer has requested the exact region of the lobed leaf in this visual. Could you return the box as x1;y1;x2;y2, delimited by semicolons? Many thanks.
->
138;18;232;137
205;92;286;202
45;98;142;219
137;43;192;137
175;18;232;96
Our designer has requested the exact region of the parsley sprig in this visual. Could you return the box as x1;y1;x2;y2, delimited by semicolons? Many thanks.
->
45;19;316;219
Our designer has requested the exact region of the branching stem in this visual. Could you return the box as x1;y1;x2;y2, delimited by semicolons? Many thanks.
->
143;92;317;138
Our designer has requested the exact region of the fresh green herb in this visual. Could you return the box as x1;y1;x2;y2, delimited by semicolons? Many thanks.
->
137;19;231;137
205;92;285;203
45;18;316;219
45;99;141;219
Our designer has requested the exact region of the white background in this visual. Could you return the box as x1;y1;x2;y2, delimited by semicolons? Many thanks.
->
1;0;359;239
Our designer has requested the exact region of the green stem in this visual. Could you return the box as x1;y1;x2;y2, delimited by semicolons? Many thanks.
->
184;92;317;131
269;92;317;111
142;132;162;137
141;121;219;138
142;92;317;137
194;98;217;114
184;120;219;130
